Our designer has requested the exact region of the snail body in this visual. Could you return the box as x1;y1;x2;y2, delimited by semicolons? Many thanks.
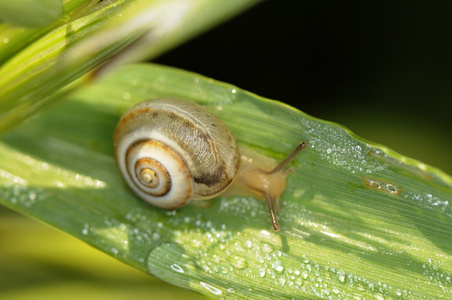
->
114;98;306;231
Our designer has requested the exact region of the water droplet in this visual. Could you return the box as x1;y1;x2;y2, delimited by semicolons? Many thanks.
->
260;242;274;253
28;191;36;201
272;260;284;272
231;255;247;269
295;278;302;286
170;264;184;273
219;264;230;274
387;184;396;192
81;224;89;235
338;275;345;283
362;177;401;195
122;92;131;100
200;282;222;295
152;232;161;240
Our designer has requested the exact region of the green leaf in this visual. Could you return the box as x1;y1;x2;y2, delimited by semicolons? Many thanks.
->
0;0;260;134
0;0;63;28
0;63;451;299
0;0;100;65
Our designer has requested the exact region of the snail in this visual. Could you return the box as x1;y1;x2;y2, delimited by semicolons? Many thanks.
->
113;98;306;232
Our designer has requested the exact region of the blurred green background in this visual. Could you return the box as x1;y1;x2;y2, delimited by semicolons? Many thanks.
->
0;205;205;300
1;1;451;299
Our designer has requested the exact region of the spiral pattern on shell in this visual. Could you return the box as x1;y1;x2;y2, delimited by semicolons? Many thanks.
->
113;98;240;209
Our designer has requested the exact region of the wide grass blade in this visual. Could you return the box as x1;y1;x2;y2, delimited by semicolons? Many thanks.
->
0;0;63;28
0;63;451;299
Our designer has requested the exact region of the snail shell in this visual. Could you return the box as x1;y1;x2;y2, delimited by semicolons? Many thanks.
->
113;98;240;209
114;98;306;232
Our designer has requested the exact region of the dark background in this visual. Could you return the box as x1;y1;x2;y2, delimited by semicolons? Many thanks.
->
154;1;452;175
